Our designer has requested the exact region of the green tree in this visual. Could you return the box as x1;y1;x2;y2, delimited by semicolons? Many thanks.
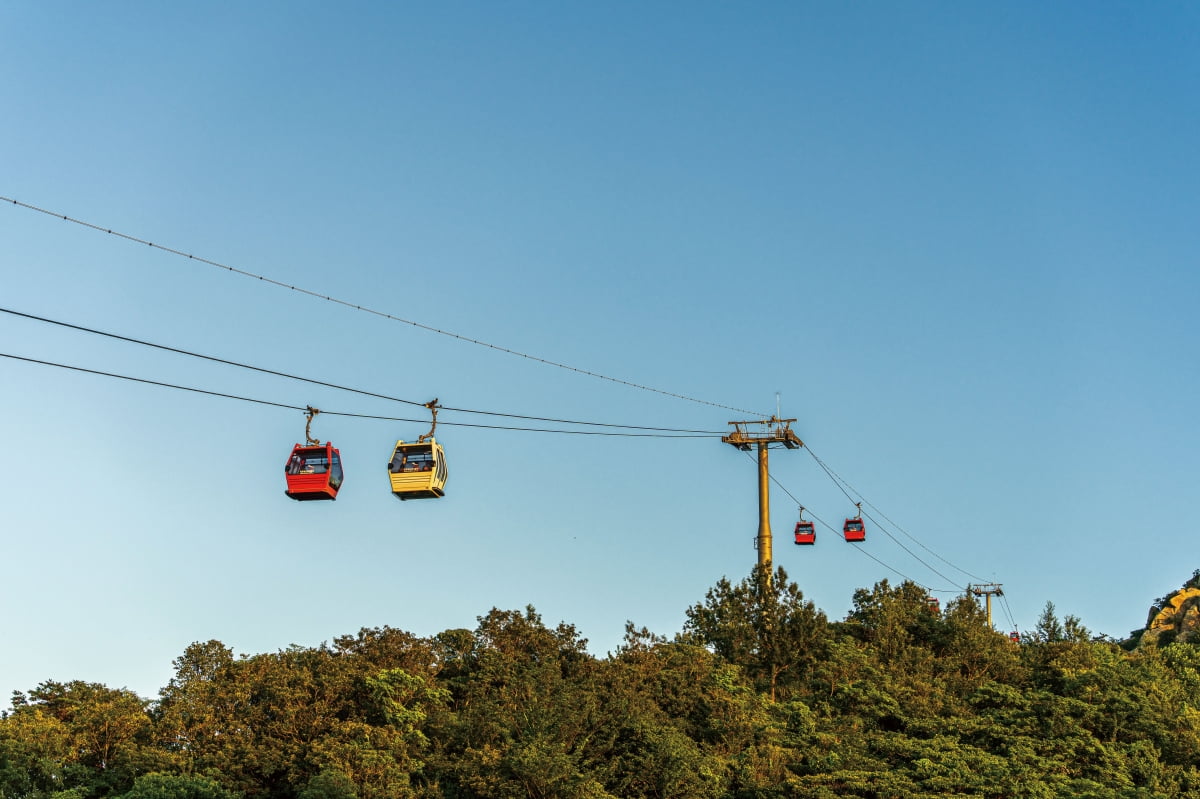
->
427;607;612;798
155;641;240;775
932;594;1025;696
0;699;74;797
118;772;240;799
8;680;158;796
296;769;357;799
683;565;828;701
1034;601;1066;643
309;669;448;798
600;635;741;798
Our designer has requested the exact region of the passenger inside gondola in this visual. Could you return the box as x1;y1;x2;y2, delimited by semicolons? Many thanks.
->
288;451;329;475
402;451;435;472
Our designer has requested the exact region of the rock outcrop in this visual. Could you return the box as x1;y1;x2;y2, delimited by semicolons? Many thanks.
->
1140;573;1200;647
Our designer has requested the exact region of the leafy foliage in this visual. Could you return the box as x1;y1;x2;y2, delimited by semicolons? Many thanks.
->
5;571;1200;798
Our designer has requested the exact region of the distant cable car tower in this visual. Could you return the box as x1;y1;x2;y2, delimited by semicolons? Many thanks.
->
968;583;1004;629
722;416;803;572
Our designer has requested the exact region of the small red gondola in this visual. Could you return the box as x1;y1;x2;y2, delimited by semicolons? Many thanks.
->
285;442;344;501
793;506;815;545
284;407;344;501
843;502;865;542
1008;631;1021;644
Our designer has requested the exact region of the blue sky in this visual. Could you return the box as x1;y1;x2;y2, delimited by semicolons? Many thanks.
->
2;2;1198;706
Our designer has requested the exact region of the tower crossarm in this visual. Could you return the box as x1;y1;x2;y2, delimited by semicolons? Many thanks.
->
721;417;803;450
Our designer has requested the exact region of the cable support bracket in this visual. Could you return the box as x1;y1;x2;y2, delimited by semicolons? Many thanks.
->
721;416;803;450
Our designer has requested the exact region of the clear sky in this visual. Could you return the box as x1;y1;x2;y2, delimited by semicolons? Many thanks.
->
2;2;1198;707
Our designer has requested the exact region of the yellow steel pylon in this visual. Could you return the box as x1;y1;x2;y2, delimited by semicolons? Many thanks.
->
722;417;803;574
968;583;1004;629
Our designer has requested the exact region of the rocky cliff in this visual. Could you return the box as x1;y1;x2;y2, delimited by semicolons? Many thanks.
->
1139;572;1200;647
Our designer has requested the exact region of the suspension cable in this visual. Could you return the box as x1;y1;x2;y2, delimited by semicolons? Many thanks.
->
855;507;965;590
2;196;763;416
0;307;724;434
0;352;720;438
802;448;965;589
746;451;945;592
806;445;985;584
998;592;1019;632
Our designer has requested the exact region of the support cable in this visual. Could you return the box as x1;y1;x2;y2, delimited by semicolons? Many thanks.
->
805;445;987;584
0;352;719;438
0;307;724;435
803;448;966;590
856;507;965;590
999;593;1019;632
745;451;948;592
2;196;763;416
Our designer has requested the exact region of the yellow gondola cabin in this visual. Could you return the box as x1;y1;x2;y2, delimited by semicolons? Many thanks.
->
387;438;447;500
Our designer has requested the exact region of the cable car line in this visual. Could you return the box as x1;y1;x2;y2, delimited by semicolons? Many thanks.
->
855;506;964;590
1;352;300;411
722;427;984;590
843;532;929;588
746;451;944;592
805;446;987;584
3;192;1005;588
808;446;987;583
0;352;721;438
751;447;972;592
320;409;714;437
998;593;1019;632
6;197;1009;601
800;447;965;588
2;196;764;417
804;447;860;508
0;307;725;435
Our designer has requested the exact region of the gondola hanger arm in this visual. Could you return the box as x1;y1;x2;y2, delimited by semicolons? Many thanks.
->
304;406;321;446
418;399;439;443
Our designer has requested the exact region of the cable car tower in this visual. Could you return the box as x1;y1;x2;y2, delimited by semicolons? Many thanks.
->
968;583;1004;629
723;417;803;571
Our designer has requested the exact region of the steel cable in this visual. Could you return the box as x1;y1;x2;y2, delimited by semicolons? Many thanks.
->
2;196;764;416
0;307;725;434
0;352;720;438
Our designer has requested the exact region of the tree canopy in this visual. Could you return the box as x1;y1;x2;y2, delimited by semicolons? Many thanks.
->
3;569;1199;798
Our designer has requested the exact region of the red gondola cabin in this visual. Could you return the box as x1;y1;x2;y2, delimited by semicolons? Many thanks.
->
284;442;344;501
794;520;816;545
843;516;865;542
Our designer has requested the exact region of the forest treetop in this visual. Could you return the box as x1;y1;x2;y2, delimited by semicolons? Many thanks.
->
3;567;1198;799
